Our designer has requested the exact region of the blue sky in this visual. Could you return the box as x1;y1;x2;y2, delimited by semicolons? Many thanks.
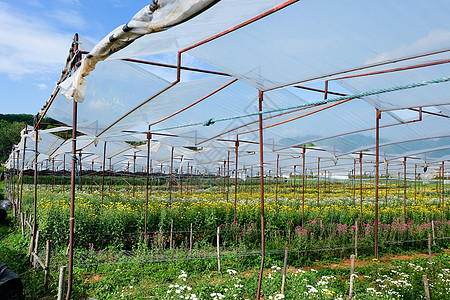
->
0;1;154;114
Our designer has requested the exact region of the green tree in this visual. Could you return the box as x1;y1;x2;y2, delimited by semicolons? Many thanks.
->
0;120;26;163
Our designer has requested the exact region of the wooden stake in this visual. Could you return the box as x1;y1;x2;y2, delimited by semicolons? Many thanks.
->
281;243;288;295
428;233;432;264
349;255;356;299
217;226;221;272
170;219;173;250
355;220;358;258
423;275;431;300
20;212;24;236
44;240;51;287
431;220;436;245
58;266;66;300
189;223;193;255
33;230;41;268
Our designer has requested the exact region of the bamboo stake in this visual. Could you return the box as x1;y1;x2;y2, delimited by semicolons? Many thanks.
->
355;220;358;257
170;219;174;250
44;240;51;287
349;255;356;299
281;243;288;295
428;233;432;264
58;266;66;300
423;275;431;300
431;220;436;245
189;223;193;255
217;226;221;273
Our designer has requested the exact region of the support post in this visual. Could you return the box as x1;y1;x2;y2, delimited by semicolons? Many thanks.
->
349;254;356;299
189;223;193;255
256;90;265;300
58;266;67;300
44;240;51;287
353;160;356;205
145;131;151;239
374;109;381;260
18;131;27;214
359;152;363;222
302;146;306;227
101;142;107;205
133;152;136;197
217;226;221;273
234;139;239;223
403;157;407;220
317;158;320;205
276;154;279;206
63;154;66;192
385;163;389;206
428;233;432;264
169;147;174;206
281;243;288;295
442;161;445;220
414;164;417;205
227;150;230;201
423;275;431;300
66;34;80;300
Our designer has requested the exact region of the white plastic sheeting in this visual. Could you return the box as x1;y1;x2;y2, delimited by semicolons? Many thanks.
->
16;0;450;175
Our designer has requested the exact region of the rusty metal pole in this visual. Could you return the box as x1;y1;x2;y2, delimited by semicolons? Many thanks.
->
302;146;306;227
90;160;94;193
18;131;27;213
293;165;296;195
414;164;417;205
256;90;265;300
101;141;107;205
63;154;66;192
359;152;363;222
187;162;190;195
67;33;80;300
218;167;221;193
234;139;239;223
12;149;16;209
276;154;279;206
169;147;174;207
145;131;151;239
385;163;389;206
32;126;39;251
442;162;445;219
375;109;381;260
78;151;82;191
227;151;230;202
403;157;407;220
317;158;320;206
132;152;137;197
223;160;227;198
150;159;153;195
109;158;112;192
353;159;356;205
180;157;183;196
250;166;253;196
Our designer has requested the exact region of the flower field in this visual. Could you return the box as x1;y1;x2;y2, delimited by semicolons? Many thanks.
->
20;180;449;258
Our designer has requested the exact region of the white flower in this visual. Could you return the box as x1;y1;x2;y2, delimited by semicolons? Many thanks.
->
227;269;237;275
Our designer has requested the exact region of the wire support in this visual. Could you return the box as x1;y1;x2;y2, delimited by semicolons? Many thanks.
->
155;75;450;132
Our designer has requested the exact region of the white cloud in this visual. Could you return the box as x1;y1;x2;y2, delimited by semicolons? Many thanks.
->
367;29;450;64
48;9;86;29
0;2;75;78
36;83;47;89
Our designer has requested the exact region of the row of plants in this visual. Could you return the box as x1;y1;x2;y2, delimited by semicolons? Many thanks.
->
17;184;448;255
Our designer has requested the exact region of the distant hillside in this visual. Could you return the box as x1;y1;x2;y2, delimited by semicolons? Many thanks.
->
0;114;63;163
0;114;61;127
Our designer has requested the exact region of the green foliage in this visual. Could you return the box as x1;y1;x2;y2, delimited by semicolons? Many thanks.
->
0;120;25;162
0;114;64;162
